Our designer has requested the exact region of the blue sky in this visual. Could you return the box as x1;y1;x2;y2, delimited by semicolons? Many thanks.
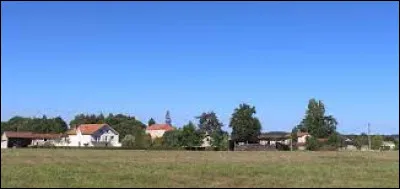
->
1;2;399;134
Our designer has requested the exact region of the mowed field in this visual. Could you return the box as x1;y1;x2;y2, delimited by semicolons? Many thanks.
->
1;149;399;188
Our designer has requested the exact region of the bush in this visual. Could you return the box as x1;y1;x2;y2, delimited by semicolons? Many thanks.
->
122;134;136;148
152;137;164;147
306;137;321;151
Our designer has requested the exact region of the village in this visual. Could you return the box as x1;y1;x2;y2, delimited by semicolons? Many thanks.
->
2;120;397;151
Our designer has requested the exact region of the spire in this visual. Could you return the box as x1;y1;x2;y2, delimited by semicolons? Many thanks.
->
165;110;172;126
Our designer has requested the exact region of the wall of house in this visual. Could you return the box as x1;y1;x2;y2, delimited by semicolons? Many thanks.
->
64;126;121;147
92;127;120;147
201;135;211;147
1;134;8;149
146;130;167;139
298;135;310;143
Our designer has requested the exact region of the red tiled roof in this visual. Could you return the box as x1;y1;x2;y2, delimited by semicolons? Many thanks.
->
3;131;62;139
146;124;174;131
66;124;107;135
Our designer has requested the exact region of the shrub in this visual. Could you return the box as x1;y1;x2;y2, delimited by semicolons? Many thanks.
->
122;134;135;148
306;136;321;151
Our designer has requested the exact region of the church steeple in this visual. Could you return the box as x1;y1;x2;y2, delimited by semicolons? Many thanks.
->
165;110;172;126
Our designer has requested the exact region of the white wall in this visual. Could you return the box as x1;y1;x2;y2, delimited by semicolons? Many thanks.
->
1;133;8;149
65;125;121;147
146;130;167;139
298;135;310;143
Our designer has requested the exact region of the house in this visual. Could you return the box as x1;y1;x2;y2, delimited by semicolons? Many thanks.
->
64;124;121;147
145;124;174;140
381;141;396;150
201;132;212;147
258;131;291;146
296;132;311;150
1;131;63;149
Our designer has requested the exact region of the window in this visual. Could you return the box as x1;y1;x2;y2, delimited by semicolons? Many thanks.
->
110;136;114;141
104;136;108;141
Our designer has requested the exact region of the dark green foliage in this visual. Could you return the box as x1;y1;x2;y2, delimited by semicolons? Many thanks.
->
121;135;135;148
1;115;68;134
306;136;321;151
180;122;202;147
152;137;164;147
371;135;383;150
295;99;338;138
355;134;369;149
196;112;223;134
148;118;156;126
327;132;342;148
196;111;227;148
229;103;261;143
163;129;183;147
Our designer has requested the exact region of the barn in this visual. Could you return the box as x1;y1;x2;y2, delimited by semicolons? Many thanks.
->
1;131;62;149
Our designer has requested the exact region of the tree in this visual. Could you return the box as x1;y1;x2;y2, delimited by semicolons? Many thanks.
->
165;111;172;126
148;118;156;126
371;135;383;150
355;133;368;149
1;115;68;134
180;121;202;147
306;136;321;151
196;111;226;148
196;112;223;134
211;130;229;150
297;99;338;138
229;103;262;143
327;132;342;148
121;134;136;148
163;129;182;147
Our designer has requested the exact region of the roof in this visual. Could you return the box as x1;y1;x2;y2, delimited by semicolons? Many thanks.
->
66;124;108;135
146;124;174;131
258;131;290;140
3;131;62;139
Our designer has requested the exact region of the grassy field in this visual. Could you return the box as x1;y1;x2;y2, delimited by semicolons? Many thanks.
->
1;149;399;188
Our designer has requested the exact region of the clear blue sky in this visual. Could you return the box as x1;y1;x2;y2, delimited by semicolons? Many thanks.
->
1;2;399;134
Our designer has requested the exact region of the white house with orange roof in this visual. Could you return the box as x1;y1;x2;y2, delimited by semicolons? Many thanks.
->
63;124;121;147
146;124;175;140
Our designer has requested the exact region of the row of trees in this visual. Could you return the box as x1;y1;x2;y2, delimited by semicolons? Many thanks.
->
2;98;397;151
1;116;68;134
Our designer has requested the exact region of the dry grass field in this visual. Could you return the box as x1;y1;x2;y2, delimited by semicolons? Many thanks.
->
1;149;399;188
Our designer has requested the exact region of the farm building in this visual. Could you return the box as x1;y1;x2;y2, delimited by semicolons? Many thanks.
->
1;131;63;149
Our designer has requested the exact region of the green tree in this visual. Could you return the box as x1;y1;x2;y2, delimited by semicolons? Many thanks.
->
355;133;369;149
180;121;202;147
163;129;182;147
327;132;342;148
196;111;226;148
371;135;383;150
297;99;338;138
148;118;156;126
196;112;223;134
229;103;262;143
121;134;136;148
306;136;321;151
1;115;68;134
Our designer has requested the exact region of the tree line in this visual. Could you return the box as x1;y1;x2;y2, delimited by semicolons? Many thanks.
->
1;98;398;150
